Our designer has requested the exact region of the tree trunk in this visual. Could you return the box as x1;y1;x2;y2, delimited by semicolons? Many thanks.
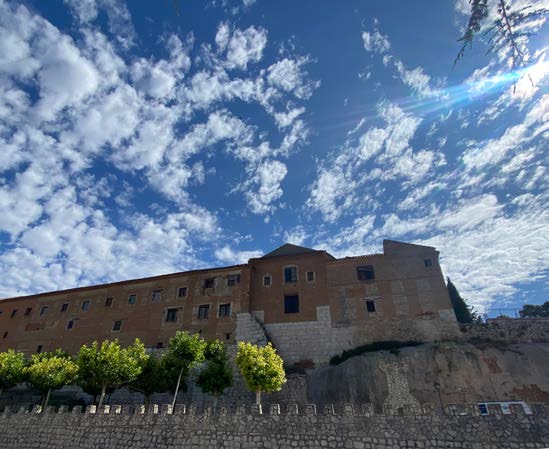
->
43;388;52;412
97;385;107;409
255;389;261;405
171;368;184;409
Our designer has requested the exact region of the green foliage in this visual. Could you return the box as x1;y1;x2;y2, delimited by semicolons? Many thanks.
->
519;301;549;318
447;277;482;324
26;353;78;393
165;331;207;375
197;339;233;397
235;342;286;400
76;339;148;395
129;353;174;402
329;341;424;366
0;349;27;393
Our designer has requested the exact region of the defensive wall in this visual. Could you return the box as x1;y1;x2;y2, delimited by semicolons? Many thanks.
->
460;317;549;344
0;402;547;449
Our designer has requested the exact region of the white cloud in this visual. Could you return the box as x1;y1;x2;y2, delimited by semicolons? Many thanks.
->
361;30;390;54
225;26;267;70
267;57;319;99
245;160;288;215
215;245;262;264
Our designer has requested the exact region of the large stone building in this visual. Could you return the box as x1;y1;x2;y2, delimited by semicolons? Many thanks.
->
0;240;459;366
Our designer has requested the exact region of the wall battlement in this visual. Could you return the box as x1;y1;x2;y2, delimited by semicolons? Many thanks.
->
0;402;548;449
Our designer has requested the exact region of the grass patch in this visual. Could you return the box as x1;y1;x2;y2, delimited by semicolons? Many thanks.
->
329;340;424;365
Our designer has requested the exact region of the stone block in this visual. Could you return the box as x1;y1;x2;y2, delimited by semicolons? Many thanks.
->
269;404;280;416
85;405;97;414
362;403;374;417
324;404;335;415
305;404;317;416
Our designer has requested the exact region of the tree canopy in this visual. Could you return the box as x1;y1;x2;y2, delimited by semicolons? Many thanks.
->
76;339;148;408
196;339;233;398
235;342;286;405
0;349;26;396
519;301;549;318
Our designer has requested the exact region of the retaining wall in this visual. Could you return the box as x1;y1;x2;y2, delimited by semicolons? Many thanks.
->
0;402;548;449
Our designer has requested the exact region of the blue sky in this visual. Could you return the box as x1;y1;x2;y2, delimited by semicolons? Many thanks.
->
0;0;547;314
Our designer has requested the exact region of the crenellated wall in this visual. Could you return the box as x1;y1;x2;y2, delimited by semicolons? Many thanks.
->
0;402;547;449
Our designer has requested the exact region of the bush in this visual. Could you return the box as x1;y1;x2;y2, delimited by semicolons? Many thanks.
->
329;340;424;365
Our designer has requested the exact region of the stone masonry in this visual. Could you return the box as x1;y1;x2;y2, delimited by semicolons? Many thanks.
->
0;402;547;449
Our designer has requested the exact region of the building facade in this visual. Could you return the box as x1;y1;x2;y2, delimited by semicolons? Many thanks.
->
0;240;459;366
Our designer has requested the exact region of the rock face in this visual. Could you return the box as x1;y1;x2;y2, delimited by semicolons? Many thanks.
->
306;342;549;411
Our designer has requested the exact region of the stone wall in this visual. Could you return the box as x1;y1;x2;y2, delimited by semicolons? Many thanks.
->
0;403;547;449
460;317;549;343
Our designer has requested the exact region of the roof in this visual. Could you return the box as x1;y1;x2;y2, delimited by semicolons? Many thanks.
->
261;243;320;259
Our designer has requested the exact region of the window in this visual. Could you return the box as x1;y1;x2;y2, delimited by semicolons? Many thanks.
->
198;305;210;319
36;345;43;353
424;259;433;268
166;308;178;322
156;342;164;349
284;266;298;283
365;300;376;313
128;294;137;305
66;319;75;330
177;287;187;298
82;300;90;311
227;274;240;286
204;278;214;289
225;333;231;340
152;290;162;301
105;297;113;307
284;295;299;313
306;271;315;282
24;307;32;317
478;404;489;415
112;320;122;332
263;275;271;286
357;265;375;280
60;303;69;312
40;306;48;316
219;303;231;317
3;332;7;339
10;309;17;318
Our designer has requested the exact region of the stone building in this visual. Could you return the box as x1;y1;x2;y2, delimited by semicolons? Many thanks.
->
0;239;459;366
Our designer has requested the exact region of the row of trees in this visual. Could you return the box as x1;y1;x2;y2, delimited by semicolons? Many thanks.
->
0;332;286;410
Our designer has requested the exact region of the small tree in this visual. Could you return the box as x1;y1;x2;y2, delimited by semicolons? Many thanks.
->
196;340;233;405
519;301;549;318
235;342;286;405
129;353;174;406
447;277;482;324
76;339;148;409
165;331;207;408
0;349;27;399
26;351;78;410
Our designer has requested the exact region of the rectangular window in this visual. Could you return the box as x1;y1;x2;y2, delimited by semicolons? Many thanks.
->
177;287;187;298
263;275;271;286
424;259;433;268
10;309;17;318
152;290;162;301
24;307;32;317
478;404;489;415
105;297;113;307
66;319;75;330
227;274;240;286
198;304;210;319
284;267;298;283
60;303;69;312
40;306;48;316
284;295;299;313
128;294;137;305
357;265;375;280
365;300;376;313
166;308;178;322
82;300;90;311
204;278;214;289
156;342;164;349
112;320;122;332
3;332;7;339
306;271;315;282
36;345;43;353
219;303;231;317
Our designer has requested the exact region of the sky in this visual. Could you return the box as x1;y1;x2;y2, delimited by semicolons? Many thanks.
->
0;0;547;315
